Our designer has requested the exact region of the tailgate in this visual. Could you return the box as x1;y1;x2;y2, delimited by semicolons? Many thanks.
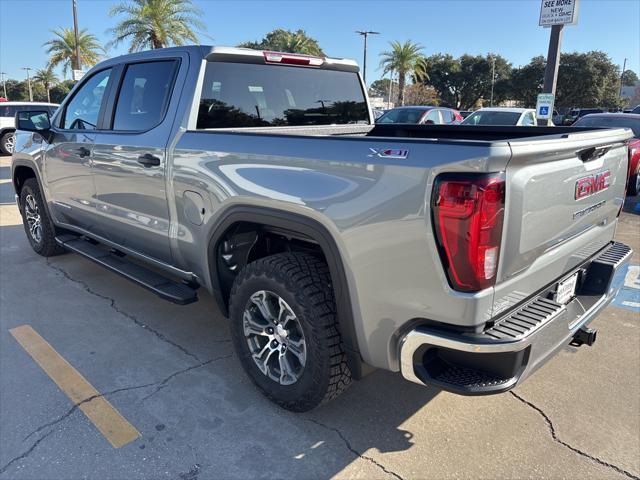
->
498;128;631;286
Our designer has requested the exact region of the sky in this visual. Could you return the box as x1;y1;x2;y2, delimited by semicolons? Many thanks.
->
0;0;638;84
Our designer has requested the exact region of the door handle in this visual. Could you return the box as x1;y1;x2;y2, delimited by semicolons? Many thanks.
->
77;146;91;158
137;153;161;167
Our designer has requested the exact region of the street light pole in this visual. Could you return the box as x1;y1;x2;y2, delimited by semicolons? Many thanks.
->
72;0;81;73
22;67;33;102
490;55;496;107
388;70;394;109
355;30;379;85
0;72;7;99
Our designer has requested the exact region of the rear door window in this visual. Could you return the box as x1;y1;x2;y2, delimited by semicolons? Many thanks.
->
423;109;441;124
440;109;454;123
196;62;369;128
112;60;178;131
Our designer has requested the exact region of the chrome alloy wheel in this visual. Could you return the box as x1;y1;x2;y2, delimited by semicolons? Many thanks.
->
243;290;307;385
24;194;42;243
5;133;15;153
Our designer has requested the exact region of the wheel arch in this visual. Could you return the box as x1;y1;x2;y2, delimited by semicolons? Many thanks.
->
206;205;366;378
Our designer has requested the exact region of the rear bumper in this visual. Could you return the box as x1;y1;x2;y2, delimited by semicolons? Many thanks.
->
399;241;632;395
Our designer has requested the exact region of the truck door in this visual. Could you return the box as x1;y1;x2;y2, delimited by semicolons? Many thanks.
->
90;57;183;263
44;67;113;231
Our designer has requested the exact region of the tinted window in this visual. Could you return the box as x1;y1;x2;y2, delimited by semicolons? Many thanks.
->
462;111;522;126
440;109;454;123
424;109;441;124
574;116;640;137
197;62;368;128
378;108;428;124
63;69;111;129
113;61;178;131
0;105;18;118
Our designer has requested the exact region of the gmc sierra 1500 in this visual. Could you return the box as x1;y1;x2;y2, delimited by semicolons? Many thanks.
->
11;46;633;411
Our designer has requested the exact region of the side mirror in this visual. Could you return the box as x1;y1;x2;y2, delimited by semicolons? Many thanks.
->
16;110;51;133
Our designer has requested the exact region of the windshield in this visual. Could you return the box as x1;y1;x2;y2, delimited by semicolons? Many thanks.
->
377;108;427;124
196;62;369;128
461;111;522;126
574;116;640;137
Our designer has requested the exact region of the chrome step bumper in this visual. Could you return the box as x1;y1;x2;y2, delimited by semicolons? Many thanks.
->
399;241;632;395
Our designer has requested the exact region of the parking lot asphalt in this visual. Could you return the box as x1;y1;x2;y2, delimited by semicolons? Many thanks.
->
0;154;639;480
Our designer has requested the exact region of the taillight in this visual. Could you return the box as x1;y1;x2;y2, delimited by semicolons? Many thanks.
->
263;51;324;67
432;173;506;292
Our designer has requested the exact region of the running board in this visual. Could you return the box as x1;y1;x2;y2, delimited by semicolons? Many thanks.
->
55;235;198;305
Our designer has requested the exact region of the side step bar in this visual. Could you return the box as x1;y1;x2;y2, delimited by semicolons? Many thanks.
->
55;235;198;305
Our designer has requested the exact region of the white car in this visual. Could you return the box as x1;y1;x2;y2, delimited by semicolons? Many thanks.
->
0;102;59;154
461;107;537;126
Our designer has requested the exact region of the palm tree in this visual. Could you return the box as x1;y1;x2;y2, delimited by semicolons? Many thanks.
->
108;0;205;52
44;28;104;78
379;41;425;106
33;66;59;103
238;29;324;56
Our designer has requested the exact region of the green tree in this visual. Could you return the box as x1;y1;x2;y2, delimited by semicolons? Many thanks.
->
556;51;622;109
621;69;639;86
33;66;59;103
368;78;398;99
238;29;324;56
50;80;76;104
422;53;511;109
378;41;425;106
509;56;546;107
108;0;205;52
44;27;104;77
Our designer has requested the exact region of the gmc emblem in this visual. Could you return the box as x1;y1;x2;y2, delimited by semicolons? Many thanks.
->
575;170;611;200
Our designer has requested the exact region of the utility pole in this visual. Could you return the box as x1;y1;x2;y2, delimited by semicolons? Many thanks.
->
490;55;496;107
355;30;379;85
536;24;564;125
619;57;627;102
72;0;81;73
22;67;33;102
0;72;7;100
388;70;394;109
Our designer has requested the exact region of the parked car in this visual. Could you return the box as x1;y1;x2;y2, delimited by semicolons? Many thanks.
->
631;105;640;115
0;102;59;155
376;106;463;125
552;109;563;126
12;46;632;411
461;107;537;126
573;113;640;195
562;108;604;125
372;108;387;120
459;110;473;119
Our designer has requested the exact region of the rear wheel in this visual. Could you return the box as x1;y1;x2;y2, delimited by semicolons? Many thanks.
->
228;252;351;411
0;131;15;155
19;178;64;256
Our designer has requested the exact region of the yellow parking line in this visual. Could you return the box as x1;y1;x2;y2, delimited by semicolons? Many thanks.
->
9;325;140;448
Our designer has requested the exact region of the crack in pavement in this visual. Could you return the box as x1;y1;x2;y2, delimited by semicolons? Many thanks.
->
45;259;231;362
1;355;230;476
307;419;405;480
510;391;640;480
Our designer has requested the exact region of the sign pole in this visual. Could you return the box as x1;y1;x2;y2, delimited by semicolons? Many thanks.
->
537;24;564;125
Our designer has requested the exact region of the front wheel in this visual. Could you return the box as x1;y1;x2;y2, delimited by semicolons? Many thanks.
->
228;252;351;411
19;178;64;256
0;131;15;155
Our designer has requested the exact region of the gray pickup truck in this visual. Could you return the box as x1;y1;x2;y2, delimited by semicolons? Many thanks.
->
11;46;633;411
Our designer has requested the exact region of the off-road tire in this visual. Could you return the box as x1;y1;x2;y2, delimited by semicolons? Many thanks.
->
19;178;64;256
229;252;352;411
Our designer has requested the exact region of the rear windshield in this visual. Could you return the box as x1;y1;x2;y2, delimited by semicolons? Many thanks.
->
462;111;521;126
574;116;640;137
196;62;369;128
377;108;427;124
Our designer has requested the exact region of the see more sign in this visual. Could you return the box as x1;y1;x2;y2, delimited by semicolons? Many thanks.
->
539;0;579;26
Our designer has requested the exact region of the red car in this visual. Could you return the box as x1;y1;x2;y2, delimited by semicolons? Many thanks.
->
573;113;640;196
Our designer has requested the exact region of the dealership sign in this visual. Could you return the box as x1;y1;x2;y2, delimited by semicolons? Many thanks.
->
539;0;580;26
